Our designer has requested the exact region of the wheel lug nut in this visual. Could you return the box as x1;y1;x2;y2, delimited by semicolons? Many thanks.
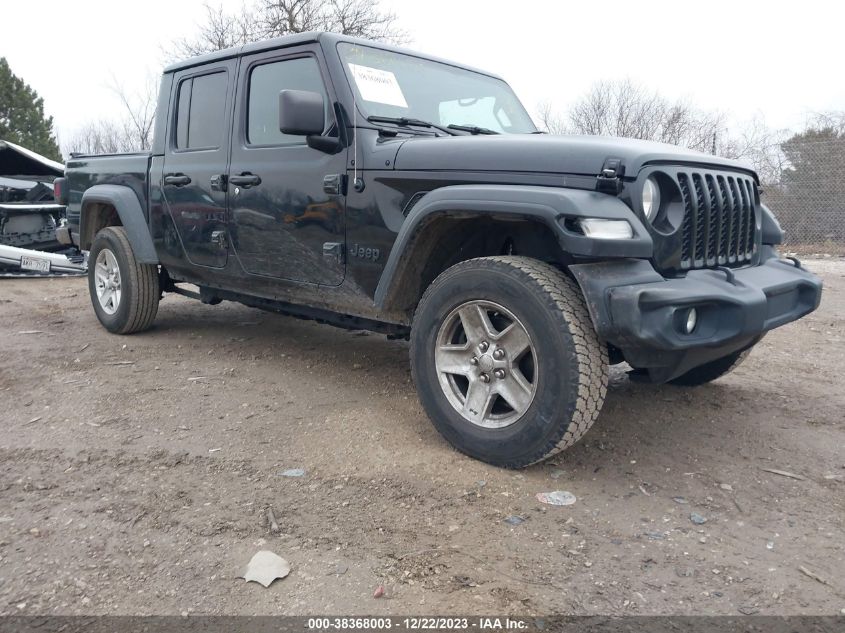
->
494;369;506;379
479;341;489;353
480;373;490;383
469;357;478;366
493;348;505;360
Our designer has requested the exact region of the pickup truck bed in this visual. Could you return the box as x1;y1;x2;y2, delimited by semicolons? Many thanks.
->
64;153;151;234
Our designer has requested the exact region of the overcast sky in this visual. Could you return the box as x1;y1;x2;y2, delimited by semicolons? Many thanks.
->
3;0;843;146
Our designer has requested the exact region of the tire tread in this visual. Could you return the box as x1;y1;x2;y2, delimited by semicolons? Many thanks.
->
414;255;609;468
92;226;159;334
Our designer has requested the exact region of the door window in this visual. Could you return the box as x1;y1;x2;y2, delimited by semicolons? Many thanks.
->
247;57;329;146
174;71;228;150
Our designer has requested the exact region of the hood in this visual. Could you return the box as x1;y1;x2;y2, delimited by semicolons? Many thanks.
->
392;134;755;179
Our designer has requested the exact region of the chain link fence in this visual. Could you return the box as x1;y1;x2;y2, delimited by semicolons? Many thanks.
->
761;138;845;254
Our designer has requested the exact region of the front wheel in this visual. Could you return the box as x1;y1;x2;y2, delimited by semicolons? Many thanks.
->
410;256;608;468
88;226;159;334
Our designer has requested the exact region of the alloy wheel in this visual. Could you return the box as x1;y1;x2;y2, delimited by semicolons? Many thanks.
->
434;300;538;428
94;248;122;315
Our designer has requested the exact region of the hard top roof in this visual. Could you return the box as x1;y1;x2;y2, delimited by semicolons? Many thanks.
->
162;31;502;80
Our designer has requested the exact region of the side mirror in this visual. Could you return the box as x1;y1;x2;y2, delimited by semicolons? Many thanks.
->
279;89;325;136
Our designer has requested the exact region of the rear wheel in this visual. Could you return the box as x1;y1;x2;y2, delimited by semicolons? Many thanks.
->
668;347;753;386
88;226;159;334
410;256;608;468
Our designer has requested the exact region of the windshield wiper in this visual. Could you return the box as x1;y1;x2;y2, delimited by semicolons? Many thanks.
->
366;116;459;136
447;124;499;135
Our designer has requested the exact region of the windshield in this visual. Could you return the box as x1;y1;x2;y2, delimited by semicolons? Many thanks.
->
337;43;537;134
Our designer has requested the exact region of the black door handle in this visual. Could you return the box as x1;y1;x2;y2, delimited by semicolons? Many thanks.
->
164;173;191;186
229;173;261;188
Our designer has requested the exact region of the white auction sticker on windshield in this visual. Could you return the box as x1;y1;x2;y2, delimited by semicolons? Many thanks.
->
348;63;408;108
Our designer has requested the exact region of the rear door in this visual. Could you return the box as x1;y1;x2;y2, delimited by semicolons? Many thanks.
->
161;60;235;268
227;46;346;285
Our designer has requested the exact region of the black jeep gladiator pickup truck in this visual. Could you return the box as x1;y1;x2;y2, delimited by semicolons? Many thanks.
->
60;32;822;467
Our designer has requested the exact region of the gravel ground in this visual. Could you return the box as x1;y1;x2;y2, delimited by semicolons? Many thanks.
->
0;259;843;616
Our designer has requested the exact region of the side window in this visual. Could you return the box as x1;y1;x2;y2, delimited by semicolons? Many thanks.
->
174;71;228;150
248;57;329;146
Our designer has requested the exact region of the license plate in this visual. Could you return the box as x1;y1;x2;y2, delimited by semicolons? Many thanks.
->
20;255;51;273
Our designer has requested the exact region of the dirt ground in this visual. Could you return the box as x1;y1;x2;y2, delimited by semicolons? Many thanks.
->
0;259;843;617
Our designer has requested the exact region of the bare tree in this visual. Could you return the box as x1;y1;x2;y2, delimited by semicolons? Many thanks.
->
63;120;136;155
257;0;324;36
169;0;406;60
560;79;726;153
170;3;261;59
806;110;845;134
718;114;787;185
320;0;405;44
62;77;159;157
536;80;797;186
107;75;158;151
535;101;567;135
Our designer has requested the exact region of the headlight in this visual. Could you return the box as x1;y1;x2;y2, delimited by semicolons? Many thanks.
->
642;177;660;221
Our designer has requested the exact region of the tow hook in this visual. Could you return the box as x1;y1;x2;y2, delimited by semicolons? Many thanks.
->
715;266;737;286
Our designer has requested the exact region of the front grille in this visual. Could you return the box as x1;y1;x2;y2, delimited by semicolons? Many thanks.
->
676;171;758;269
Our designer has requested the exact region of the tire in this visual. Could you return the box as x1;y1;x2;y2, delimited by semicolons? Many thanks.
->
410;256;608;468
88;226;159;334
668;347;753;387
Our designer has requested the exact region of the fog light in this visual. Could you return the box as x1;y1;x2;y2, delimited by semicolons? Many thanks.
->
685;308;698;334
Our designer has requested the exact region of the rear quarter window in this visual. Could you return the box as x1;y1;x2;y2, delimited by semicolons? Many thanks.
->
174;71;228;150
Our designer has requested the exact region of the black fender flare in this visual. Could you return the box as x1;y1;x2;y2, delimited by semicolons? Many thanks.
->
80;184;158;264
374;184;652;310
760;203;784;245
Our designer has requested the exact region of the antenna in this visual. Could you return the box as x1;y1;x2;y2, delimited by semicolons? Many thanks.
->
352;82;358;189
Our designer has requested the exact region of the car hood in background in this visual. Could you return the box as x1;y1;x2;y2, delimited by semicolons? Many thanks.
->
0;140;64;178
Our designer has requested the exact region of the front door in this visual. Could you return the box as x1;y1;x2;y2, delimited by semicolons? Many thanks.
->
161;61;235;268
227;48;345;285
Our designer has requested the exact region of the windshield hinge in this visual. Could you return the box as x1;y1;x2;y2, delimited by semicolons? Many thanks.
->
596;157;625;194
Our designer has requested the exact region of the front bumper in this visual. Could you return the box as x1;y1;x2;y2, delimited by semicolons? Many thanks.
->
570;248;823;382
